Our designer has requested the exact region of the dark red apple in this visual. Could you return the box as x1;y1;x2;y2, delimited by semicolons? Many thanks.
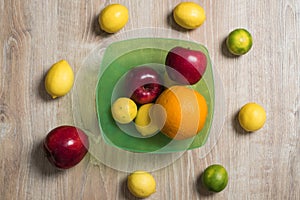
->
43;125;89;169
165;46;207;85
124;66;164;105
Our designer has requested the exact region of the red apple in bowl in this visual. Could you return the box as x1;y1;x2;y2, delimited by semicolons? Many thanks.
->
165;46;207;85
124;66;164;105
43;125;89;169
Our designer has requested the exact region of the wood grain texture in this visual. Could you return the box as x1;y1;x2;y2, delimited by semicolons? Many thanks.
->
0;0;299;199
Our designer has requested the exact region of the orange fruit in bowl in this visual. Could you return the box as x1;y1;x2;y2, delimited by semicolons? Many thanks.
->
152;85;208;140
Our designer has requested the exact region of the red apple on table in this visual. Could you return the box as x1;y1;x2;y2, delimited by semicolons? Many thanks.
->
43;125;89;169
165;46;207;85
124;66;164;105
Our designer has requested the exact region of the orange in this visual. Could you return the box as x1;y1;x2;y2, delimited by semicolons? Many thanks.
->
153;85;208;140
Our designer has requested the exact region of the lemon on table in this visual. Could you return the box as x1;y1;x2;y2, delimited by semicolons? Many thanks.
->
226;28;253;55
238;102;266;132
111;97;137;124
127;171;156;198
135;103;160;137
173;2;206;29
201;164;228;193
98;4;129;33
45;60;74;99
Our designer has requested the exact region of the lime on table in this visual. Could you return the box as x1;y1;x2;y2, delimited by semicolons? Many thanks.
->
201;164;228;192
226;28;253;55
238;102;266;132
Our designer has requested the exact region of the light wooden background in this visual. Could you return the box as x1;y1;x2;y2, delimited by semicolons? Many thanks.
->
0;0;299;199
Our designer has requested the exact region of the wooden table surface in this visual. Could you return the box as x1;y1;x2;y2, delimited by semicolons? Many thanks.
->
0;0;299;199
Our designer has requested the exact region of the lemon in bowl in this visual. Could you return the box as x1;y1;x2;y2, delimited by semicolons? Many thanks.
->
111;97;137;124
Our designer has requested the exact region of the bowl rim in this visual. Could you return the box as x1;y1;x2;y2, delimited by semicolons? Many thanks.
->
95;37;215;153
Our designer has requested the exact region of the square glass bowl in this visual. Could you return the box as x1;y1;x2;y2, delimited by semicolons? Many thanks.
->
95;37;215;153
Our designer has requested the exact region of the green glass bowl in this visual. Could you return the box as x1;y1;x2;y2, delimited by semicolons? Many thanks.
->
95;37;215;153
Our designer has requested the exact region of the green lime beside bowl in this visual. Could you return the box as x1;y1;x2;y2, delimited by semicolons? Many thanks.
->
226;28;253;56
201;164;228;192
95;37;215;153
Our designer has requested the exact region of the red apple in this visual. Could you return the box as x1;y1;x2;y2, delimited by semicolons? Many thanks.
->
165;46;207;85
124;66;164;105
43;125;89;169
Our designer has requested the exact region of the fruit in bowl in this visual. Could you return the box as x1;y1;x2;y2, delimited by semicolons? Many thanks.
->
111;97;138;124
152;85;208;140
165;46;207;85
124;66;164;105
134;103;161;137
96;37;215;153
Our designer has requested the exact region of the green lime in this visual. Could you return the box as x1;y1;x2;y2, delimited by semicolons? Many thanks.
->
201;164;228;192
226;28;252;55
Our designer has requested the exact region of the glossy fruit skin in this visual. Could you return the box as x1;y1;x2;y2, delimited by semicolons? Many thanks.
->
173;2;206;29
127;171;156;198
201;164;228;192
238;102;266;132
165;46;207;85
226;28;253;55
134;103;159;136
154;85;208;140
125;66;164;105
43;125;89;169
98;4;129;33
45;60;74;99
111;97;138;124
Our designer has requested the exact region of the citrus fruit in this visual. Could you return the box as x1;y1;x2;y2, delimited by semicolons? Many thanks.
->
135;103;160;137
173;2;206;29
153;85;208;140
201;164;228;192
111;97;137;124
226;28;253;55
98;4;129;33
127;171;156;198
45;60;74;99
238;102;266;132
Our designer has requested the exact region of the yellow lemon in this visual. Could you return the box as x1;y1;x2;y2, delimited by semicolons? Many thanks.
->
238;103;266;132
135;103;160;137
45;60;74;99
173;2;206;29
111;97;137;124
98;4;129;33
127;171;156;198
